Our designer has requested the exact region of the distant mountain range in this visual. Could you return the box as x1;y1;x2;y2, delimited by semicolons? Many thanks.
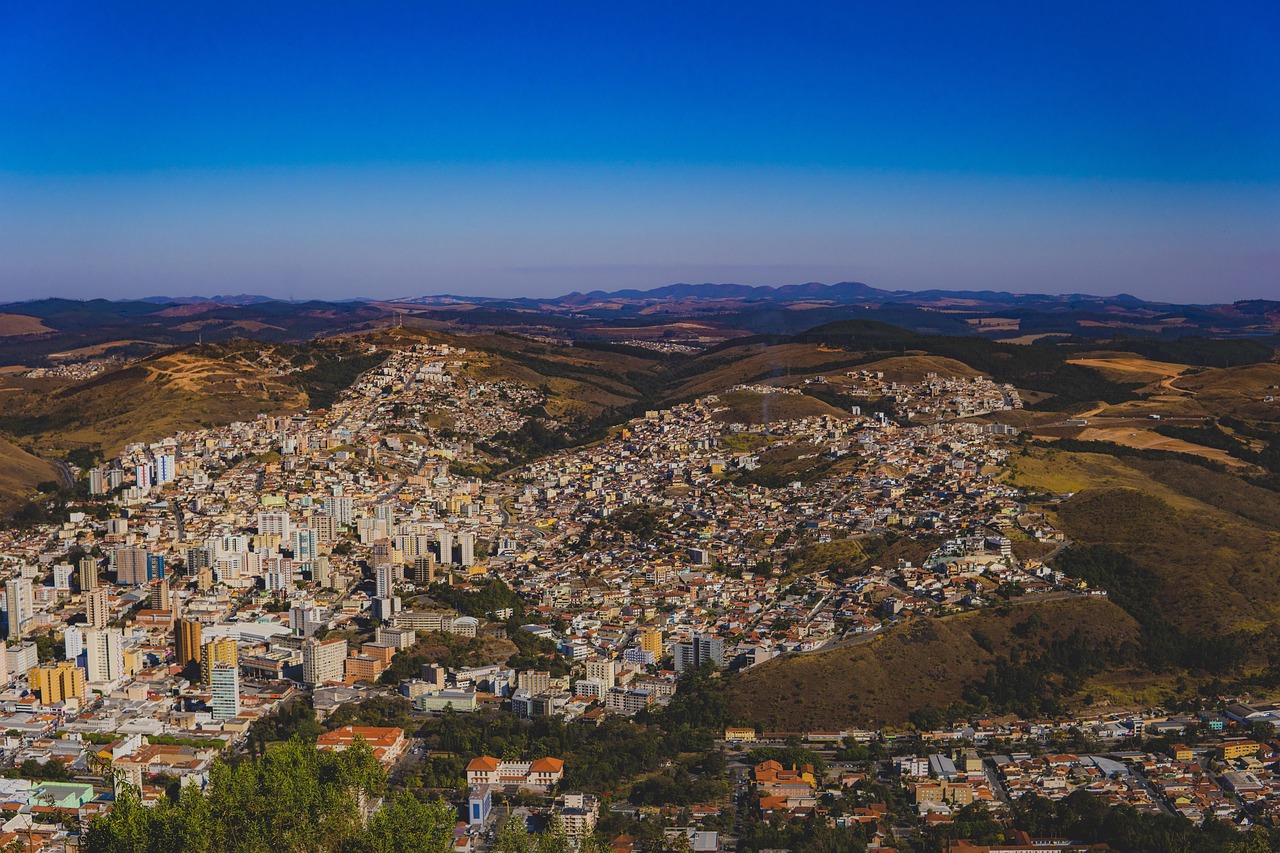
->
388;280;1157;309
1;283;1278;369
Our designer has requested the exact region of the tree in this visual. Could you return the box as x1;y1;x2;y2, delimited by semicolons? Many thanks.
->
495;814;533;853
536;817;572;853
359;794;455;853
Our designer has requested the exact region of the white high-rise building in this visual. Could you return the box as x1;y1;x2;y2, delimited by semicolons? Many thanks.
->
153;453;176;485
322;496;354;526
264;559;294;594
290;600;322;638
458;532;476;567
134;463;152;490
291;527;318;562
4;579;34;641
375;563;396;599
52;564;74;592
209;661;240;720
64;625;85;661
302;637;347;687
84;628;125;684
256;511;292;539
437;531;454;565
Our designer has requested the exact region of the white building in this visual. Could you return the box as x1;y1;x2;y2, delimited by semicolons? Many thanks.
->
210;661;240;720
84;628;125;685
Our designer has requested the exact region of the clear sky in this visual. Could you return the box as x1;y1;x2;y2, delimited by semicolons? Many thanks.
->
1;2;1277;302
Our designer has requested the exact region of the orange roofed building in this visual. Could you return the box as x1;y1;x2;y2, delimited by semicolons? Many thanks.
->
315;726;407;767
466;755;565;792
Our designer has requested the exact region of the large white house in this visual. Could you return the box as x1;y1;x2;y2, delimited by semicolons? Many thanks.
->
465;756;564;792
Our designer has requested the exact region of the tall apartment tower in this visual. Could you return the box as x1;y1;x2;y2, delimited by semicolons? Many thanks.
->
312;555;332;588
4;579;34;641
84;628;125;684
200;638;238;685
256;511;292;539
458;532;476;567
437;531;454;565
412;555;437;586
517;670;551;695
639;628;664;658
302;637;347;687
78;556;99;591
209;661;241;720
86;587;110;629
375;563;397;599
176;619;203;670
148;579;171;611
30;660;86;705
114;547;151;586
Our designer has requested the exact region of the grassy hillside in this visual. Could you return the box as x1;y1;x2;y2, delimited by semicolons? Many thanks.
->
1006;447;1280;643
708;390;852;425
0;347;309;456
0;435;60;511
729;597;1142;729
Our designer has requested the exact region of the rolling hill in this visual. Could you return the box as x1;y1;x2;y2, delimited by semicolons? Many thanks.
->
0;346;310;457
0;435;60;511
730;597;1142;730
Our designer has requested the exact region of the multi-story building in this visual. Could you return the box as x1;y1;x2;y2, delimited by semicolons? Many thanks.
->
673;634;724;672
257;511;292;539
84;628;125;684
30;660;86;705
291;527;319;562
86;587;110;629
316;726;406;767
176;619;202;670
148;578;170;611
302;637;347;686
639;627;663;658
465;756;564;792
154;453;175;485
4;579;33;640
458;532;476;567
605;687;654;715
290;600;322;638
558;793;599;837
78;556;99;591
375;563;396;599
583;659;617;685
322;495;353;526
312;514;338;543
312;555;332;588
5;642;38;680
209;661;240;720
200;637;238;685
114;547;151;586
517;670;551;695
412;555;437;586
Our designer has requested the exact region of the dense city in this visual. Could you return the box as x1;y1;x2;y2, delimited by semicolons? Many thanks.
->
0;337;1273;853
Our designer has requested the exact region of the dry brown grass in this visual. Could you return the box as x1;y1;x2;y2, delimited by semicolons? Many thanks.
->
0;436;59;509
0;314;53;336
708;391;852;425
729;597;1139;729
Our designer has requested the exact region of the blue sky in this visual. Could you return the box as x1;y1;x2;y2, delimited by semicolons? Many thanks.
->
1;2;1277;301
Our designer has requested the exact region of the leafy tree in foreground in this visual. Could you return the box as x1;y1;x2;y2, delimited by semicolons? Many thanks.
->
82;738;456;853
